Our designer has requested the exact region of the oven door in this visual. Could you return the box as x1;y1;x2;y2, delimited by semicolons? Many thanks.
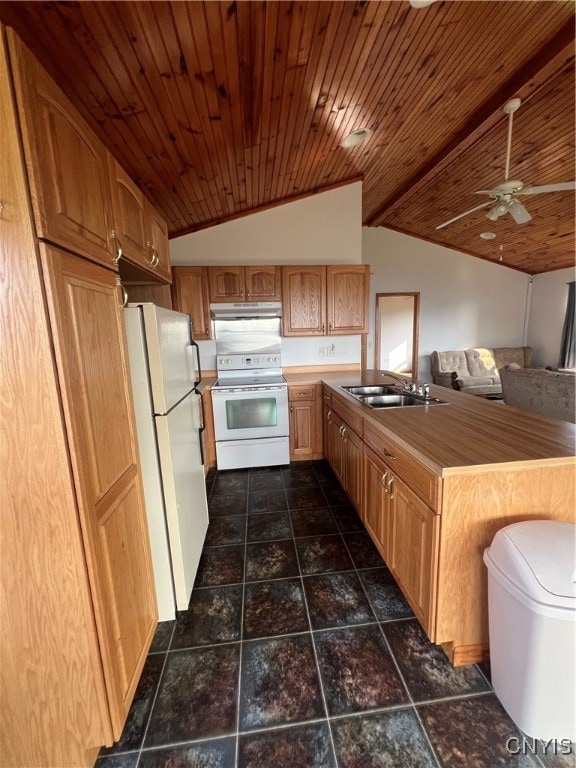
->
211;386;288;441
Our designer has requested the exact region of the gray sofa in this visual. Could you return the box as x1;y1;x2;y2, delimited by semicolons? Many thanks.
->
500;365;575;423
430;346;533;396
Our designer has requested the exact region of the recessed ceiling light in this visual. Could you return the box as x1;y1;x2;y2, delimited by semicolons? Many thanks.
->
409;0;437;7
480;232;496;240
341;128;372;148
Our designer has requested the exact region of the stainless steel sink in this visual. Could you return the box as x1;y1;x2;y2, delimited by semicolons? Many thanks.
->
361;394;428;408
340;385;447;409
340;385;400;396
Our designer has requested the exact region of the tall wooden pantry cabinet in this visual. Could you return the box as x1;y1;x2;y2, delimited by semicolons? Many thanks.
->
1;26;157;767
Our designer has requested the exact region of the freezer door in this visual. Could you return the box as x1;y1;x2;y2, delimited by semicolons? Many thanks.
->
155;392;208;610
138;303;198;413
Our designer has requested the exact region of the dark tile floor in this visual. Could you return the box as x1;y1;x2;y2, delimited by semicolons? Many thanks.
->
97;461;574;768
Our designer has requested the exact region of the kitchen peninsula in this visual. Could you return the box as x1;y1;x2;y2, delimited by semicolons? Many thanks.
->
281;369;576;665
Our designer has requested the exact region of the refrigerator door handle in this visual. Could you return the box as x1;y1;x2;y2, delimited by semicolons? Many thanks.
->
197;390;206;433
190;339;202;386
197;392;206;466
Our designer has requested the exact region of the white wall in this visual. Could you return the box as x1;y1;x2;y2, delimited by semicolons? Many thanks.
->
362;228;530;381
170;181;362;266
171;182;363;370
527;267;575;367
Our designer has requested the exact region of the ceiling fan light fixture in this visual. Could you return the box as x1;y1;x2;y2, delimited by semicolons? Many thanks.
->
341;128;372;148
486;206;500;222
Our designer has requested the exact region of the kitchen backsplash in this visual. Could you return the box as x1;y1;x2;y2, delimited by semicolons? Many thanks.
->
196;336;361;374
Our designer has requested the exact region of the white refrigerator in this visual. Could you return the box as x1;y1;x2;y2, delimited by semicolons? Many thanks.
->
124;303;208;621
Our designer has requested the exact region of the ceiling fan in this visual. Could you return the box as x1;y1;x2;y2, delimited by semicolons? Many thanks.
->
436;98;576;230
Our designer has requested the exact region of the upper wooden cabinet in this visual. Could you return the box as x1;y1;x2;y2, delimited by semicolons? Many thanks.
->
172;266;212;340
7;31;116;269
108;155;172;283
146;200;171;282
327;265;370;334
207;265;280;302
281;265;369;336
281;266;326;336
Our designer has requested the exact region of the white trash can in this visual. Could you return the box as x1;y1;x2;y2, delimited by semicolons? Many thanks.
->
483;520;576;741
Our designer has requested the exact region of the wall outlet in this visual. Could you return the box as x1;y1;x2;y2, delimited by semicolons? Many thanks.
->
319;346;326;357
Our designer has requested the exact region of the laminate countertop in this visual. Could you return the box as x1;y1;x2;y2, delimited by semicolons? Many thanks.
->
293;369;576;476
201;368;575;475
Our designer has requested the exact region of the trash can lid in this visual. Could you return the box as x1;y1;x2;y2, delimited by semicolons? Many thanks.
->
495;521;576;599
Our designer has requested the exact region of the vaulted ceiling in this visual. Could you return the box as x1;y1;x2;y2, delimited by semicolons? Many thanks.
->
1;1;574;274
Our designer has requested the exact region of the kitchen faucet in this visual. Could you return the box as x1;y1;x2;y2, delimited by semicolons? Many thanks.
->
381;371;431;398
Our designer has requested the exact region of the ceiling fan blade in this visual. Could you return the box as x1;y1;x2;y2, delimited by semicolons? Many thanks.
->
436;201;493;230
519;182;576;195
508;200;532;224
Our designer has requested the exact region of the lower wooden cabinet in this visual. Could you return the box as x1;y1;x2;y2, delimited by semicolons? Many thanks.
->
390;477;439;634
362;446;393;564
288;384;322;461
328;410;362;511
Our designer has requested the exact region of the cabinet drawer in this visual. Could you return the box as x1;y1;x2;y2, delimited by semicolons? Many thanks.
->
364;421;440;510
289;384;316;401
332;393;363;437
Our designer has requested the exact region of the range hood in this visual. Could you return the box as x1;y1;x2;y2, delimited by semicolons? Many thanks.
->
210;302;282;319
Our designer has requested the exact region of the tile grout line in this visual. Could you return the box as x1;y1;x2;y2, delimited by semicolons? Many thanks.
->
288;491;341;768
133;620;177;768
338;501;444;768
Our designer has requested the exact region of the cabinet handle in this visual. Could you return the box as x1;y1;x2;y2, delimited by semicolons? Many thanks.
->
110;230;123;263
290;405;293;414
339;424;345;436
146;242;159;268
327;410;333;422
381;471;389;491
387;475;394;499
322;322;325;333
383;449;396;460
116;276;128;309
342;427;347;442
329;323;332;332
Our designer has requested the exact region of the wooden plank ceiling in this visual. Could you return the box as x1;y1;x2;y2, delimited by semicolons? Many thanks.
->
1;0;574;274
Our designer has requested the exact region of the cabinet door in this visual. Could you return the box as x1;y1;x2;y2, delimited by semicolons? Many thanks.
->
1;34;111;765
281;266;326;336
289;400;314;458
363;447;392;563
244;265;281;300
7;31;116;269
343;425;362;511
208;266;245;301
329;412;345;483
145;200;172;283
323;404;333;466
40;246;157;739
107;156;150;268
327;265;369;334
172;266;211;340
391;477;439;634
